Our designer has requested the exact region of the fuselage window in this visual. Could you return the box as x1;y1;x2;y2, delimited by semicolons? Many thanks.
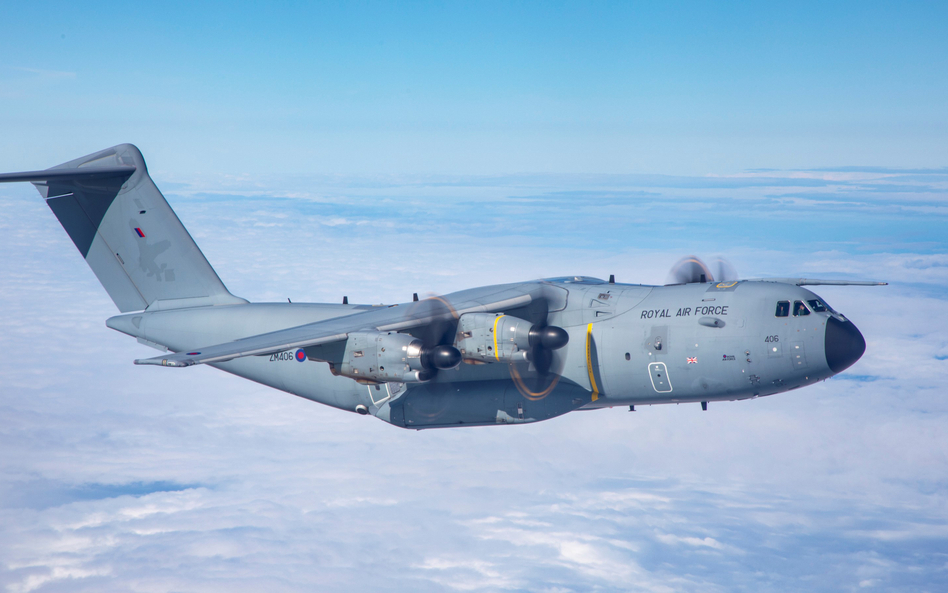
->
793;301;810;316
775;301;790;317
807;299;827;313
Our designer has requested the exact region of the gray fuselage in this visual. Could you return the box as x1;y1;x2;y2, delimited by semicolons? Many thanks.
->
2;145;871;430
107;277;865;430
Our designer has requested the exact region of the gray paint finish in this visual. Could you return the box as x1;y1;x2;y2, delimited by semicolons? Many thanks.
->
2;144;246;312
2;144;880;430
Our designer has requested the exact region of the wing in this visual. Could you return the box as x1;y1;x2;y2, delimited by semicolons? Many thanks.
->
134;286;537;367
747;278;887;286
134;324;349;366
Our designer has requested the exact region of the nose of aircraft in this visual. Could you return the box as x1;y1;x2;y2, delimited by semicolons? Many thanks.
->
824;316;866;373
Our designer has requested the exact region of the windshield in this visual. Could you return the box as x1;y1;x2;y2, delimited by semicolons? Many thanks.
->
807;298;836;314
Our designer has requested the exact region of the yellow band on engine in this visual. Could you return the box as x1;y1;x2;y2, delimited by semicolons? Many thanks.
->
493;315;504;361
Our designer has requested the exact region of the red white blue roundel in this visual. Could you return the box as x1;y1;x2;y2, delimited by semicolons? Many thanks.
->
295;349;307;362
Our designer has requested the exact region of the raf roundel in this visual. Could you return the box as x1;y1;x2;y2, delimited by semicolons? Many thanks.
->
295;349;307;362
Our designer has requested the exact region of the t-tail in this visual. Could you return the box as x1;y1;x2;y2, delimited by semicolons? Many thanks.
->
0;144;246;312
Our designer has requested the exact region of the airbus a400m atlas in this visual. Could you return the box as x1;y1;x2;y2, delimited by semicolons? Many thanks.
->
1;145;884;429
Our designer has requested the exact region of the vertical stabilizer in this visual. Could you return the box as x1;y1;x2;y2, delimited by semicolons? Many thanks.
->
0;144;246;312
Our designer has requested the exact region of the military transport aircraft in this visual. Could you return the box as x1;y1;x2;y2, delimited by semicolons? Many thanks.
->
1;144;884;429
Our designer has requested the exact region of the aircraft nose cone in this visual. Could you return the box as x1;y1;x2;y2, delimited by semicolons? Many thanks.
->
824;316;866;373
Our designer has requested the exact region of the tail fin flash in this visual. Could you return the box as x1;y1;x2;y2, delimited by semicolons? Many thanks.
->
0;144;246;312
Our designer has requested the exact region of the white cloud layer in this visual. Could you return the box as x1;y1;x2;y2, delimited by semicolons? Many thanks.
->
1;167;946;591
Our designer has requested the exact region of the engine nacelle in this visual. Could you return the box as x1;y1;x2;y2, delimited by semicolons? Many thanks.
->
455;313;532;363
337;331;460;383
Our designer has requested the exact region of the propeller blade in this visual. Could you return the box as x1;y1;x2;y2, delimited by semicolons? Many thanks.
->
709;256;738;282
667;255;714;284
507;292;568;400
409;295;459;347
405;294;462;380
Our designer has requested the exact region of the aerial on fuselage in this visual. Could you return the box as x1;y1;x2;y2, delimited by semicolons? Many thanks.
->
0;144;885;429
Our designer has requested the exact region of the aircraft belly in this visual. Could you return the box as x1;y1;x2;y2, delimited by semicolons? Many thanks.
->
204;356;363;411
386;379;590;429
273;356;365;410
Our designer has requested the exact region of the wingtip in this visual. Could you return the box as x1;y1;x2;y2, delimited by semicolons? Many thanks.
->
134;357;193;367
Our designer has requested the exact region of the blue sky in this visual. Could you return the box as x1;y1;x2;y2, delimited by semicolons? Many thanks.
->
1;2;948;592
1;2;946;174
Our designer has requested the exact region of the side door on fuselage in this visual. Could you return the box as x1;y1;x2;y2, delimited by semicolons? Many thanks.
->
587;286;651;401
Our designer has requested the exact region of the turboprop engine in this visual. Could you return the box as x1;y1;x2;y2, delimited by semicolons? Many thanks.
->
334;331;461;383
455;313;569;363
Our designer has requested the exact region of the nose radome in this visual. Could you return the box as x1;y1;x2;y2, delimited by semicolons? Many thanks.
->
824;316;866;373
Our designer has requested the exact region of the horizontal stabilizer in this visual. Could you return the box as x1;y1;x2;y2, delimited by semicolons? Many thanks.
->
0;166;136;184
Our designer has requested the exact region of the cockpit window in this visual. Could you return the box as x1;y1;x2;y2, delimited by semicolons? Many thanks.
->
793;301;810;316
809;298;837;314
775;301;790;317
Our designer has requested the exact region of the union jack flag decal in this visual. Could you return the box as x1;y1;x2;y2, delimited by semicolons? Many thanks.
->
687;357;697;364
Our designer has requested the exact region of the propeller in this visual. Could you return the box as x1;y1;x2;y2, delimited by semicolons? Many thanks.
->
406;295;463;381
666;255;738;285
708;256;738;283
509;294;569;400
404;290;568;394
